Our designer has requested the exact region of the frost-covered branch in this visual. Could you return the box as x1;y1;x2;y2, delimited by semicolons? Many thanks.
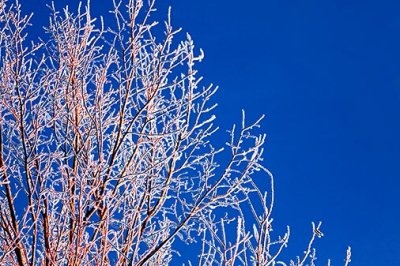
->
0;0;350;265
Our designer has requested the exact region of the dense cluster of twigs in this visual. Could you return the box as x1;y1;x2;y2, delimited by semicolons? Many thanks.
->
0;0;351;265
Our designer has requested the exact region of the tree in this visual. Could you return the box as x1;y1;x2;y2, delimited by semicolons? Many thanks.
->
0;0;351;265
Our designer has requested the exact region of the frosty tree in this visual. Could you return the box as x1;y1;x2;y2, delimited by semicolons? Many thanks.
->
0;0;351;265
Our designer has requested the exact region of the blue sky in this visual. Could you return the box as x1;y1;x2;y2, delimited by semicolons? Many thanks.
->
25;0;400;265
159;1;400;265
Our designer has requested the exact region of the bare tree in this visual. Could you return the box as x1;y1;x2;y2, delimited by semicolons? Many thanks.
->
0;0;351;265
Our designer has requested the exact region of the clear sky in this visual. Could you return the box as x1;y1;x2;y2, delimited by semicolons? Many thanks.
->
161;1;400;265
25;0;400;265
